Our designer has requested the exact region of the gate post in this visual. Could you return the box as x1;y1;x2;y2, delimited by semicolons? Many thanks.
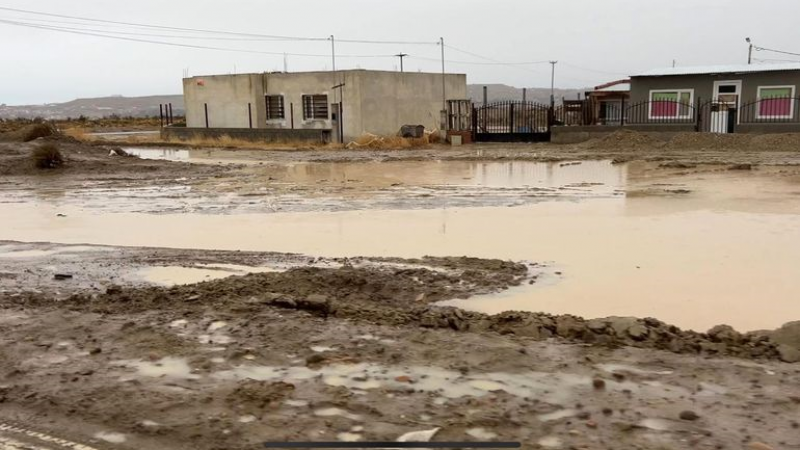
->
728;108;738;134
472;105;478;140
695;97;702;132
509;103;515;133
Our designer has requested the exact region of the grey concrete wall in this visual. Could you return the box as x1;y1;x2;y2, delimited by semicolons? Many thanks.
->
353;71;468;139
183;70;467;142
551;125;696;144
161;126;330;143
183;74;262;129
630;71;800;104
261;71;340;131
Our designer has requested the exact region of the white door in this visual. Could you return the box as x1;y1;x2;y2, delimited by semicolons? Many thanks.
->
711;81;741;133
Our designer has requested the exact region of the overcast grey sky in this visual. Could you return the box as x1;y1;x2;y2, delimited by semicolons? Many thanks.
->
1;0;798;105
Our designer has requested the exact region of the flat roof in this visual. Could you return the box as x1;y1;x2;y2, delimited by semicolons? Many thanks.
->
633;62;800;77
186;69;466;79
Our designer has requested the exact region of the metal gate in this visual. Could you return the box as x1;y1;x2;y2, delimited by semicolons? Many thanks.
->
472;101;552;142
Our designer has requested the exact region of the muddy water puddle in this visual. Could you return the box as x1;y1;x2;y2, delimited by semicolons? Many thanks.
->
3;160;627;214
119;358;684;406
2;160;800;331
138;264;281;286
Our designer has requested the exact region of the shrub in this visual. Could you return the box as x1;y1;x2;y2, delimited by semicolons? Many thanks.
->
32;143;64;169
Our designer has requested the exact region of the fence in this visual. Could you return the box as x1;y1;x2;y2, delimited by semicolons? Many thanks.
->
552;96;800;133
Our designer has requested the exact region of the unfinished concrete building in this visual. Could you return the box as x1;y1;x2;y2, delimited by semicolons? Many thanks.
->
178;70;467;143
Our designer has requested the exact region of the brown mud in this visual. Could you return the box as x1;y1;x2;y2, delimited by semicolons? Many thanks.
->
1;131;800;449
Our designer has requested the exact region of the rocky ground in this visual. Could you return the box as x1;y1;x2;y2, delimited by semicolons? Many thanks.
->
0;242;799;449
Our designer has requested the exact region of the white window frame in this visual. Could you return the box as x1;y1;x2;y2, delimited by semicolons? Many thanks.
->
648;89;694;120
756;85;796;120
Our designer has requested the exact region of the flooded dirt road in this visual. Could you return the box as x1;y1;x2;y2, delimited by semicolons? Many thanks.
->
2;158;800;331
2;139;800;450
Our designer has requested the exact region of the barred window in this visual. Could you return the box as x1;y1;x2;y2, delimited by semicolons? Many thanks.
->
265;95;285;120
302;94;329;120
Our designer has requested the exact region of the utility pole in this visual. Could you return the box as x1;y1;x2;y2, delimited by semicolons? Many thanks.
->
284;53;288;72
440;37;447;131
395;53;408;72
330;35;337;103
746;37;753;64
549;61;558;105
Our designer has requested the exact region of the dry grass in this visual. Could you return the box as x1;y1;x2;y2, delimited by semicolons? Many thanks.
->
31;143;64;169
65;127;441;151
345;132;437;150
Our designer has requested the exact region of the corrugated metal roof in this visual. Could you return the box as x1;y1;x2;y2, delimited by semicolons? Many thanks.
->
633;62;800;77
596;82;630;92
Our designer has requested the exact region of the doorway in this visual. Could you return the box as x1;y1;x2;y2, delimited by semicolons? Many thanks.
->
711;80;741;133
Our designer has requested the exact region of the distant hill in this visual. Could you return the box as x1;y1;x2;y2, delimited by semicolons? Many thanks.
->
0;85;588;120
467;84;588;104
0;95;184;120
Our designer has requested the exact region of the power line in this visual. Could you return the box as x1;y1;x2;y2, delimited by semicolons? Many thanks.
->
0;19;396;58
410;55;553;66
0;18;312;41
754;45;800;58
0;6;437;45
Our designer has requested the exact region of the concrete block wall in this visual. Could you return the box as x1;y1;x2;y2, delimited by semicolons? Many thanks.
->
184;74;262;129
183;70;468;143
161;126;331;144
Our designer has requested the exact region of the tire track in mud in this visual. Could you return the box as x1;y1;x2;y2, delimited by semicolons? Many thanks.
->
0;423;103;450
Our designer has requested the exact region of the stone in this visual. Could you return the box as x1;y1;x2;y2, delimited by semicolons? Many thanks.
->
592;378;606;390
305;354;325;366
585;319;608;333
607;317;639;338
770;321;800;349
679;410;700;421
627;324;649;341
556;316;585;338
777;345;800;363
707;324;742;343
585;420;598;429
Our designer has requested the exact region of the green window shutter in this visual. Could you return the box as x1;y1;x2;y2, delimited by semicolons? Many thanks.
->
760;87;792;98
652;92;678;102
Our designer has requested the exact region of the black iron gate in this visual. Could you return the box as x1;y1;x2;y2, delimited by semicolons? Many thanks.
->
472;101;552;142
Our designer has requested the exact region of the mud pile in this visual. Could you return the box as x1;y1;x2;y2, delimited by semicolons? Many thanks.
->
9;261;797;363
665;133;754;151
0;139;223;177
0;123;57;142
584;130;665;150
749;132;800;151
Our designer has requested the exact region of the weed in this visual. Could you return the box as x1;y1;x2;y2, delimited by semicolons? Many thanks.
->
31;143;64;169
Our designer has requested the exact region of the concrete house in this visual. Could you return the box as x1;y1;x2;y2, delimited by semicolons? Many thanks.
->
584;79;630;125
179;69;467;143
630;63;800;133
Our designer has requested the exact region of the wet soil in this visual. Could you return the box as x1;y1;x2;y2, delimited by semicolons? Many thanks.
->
1;134;800;448
1;290;799;450
1;243;799;449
